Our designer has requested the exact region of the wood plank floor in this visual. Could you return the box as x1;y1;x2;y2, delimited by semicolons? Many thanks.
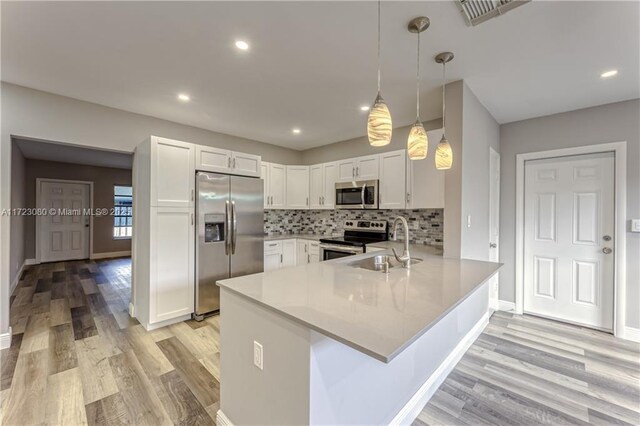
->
3;258;639;425
1;258;219;426
414;311;640;426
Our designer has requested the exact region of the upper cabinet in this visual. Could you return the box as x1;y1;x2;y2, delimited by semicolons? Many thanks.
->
196;145;261;177
337;155;379;182
379;150;407;209
286;166;310;209
262;162;286;209
310;162;337;209
150;136;195;208
406;129;445;209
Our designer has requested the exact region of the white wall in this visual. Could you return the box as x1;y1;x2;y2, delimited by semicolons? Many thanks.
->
0;82;303;335
9;142;26;292
499;99;640;328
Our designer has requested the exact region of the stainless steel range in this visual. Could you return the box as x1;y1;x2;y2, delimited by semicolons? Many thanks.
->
319;220;388;260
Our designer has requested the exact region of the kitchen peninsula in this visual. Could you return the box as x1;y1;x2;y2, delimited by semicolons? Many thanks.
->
216;245;501;425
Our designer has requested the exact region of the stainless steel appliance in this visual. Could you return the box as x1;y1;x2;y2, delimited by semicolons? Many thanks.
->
319;220;388;260
195;171;263;320
335;180;379;209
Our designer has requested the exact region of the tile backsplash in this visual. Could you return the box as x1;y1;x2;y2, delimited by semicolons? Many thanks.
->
264;209;444;246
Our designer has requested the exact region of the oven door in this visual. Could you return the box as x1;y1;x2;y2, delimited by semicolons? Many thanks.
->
335;180;379;209
319;243;363;261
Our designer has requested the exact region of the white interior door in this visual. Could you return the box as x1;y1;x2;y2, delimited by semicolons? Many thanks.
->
524;152;615;330
40;180;90;262
488;148;500;309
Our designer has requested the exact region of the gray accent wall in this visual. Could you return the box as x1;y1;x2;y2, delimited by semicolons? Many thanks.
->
499;99;640;328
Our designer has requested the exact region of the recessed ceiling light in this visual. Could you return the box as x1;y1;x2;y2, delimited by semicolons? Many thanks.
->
600;69;618;78
178;93;190;102
235;40;249;50
292;128;301;134
360;105;370;111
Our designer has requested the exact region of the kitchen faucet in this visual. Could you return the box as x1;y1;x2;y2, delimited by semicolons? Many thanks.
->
391;216;411;268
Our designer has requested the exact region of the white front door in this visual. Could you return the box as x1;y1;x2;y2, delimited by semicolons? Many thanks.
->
488;148;500;309
524;153;615;330
40;180;90;263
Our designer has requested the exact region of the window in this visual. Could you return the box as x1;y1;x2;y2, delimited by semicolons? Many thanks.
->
113;185;132;239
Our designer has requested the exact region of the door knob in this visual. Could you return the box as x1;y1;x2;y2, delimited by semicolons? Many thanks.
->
489;243;497;248
602;247;613;254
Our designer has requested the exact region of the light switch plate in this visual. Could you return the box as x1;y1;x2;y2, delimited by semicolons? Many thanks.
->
632;219;640;233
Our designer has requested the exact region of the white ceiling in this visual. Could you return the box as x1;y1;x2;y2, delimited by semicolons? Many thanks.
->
15;138;133;170
2;1;638;151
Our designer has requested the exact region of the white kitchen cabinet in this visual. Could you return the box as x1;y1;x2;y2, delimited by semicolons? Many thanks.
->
286;166;310;209
149;207;195;323
196;146;261;177
282;240;296;267
310;162;337;209
267;163;286;209
296;240;309;265
309;165;324;209
356;155;380;180
134;136;196;330
379;150;407;209
150;136;195;208
231;152;261;177
337;155;379;182
261;162;270;209
264;240;283;271
406;129;445;209
308;241;320;263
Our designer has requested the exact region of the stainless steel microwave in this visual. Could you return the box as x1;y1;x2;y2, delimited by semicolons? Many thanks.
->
335;180;379;209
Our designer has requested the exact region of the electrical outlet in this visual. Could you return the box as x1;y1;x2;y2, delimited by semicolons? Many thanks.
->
253;341;263;370
632;219;640;232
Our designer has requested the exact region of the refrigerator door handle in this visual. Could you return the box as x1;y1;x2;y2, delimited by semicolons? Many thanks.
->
224;200;231;255
231;200;238;254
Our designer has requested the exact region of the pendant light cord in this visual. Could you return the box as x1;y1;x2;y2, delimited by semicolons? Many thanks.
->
416;31;421;120
441;61;446;131
377;0;381;93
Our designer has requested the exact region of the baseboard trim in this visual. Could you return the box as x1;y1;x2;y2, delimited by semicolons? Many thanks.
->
389;311;491;425
216;410;233;426
622;326;640;343
10;261;26;295
498;300;516;312
1;327;13;350
25;258;38;265
90;250;131;260
141;313;192;331
128;302;136;318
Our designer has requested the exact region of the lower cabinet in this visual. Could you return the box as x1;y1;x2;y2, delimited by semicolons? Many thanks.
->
264;238;321;270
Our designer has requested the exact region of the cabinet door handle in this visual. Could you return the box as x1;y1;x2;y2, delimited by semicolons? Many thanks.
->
268;243;277;247
228;157;231;168
280;254;283;263
356;166;359;176
406;193;411;203
352;167;355;177
232;157;236;168
191;189;194;202
306;197;309;206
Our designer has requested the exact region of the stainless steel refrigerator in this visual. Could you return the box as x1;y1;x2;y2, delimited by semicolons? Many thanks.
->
195;171;264;319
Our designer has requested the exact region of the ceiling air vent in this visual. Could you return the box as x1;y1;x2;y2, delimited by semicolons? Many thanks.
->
457;0;530;26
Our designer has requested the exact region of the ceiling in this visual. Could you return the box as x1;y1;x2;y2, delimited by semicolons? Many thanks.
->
2;1;638;151
15;138;133;170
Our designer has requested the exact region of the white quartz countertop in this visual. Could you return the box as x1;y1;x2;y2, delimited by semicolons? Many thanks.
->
218;245;501;362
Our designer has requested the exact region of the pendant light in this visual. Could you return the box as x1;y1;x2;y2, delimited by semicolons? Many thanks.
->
367;0;392;147
435;52;454;170
407;17;430;160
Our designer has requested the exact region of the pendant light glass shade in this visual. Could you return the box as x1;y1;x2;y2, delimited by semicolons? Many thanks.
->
368;1;392;147
435;134;453;170
368;93;392;146
408;120;428;160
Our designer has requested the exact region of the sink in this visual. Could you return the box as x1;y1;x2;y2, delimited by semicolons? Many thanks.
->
348;254;423;272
